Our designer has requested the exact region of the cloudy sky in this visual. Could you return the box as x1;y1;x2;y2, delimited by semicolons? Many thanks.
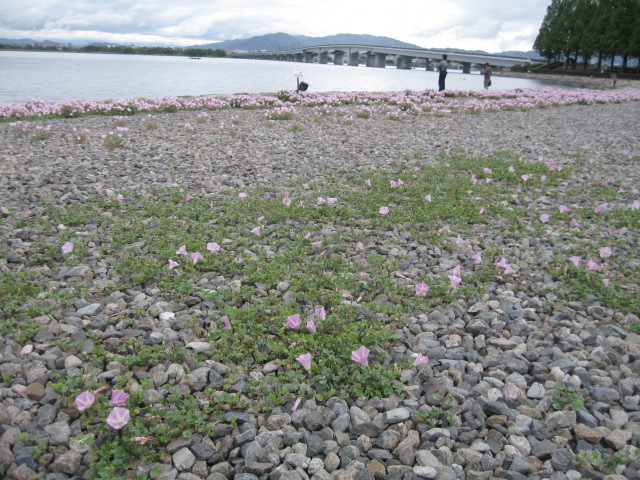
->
0;0;550;52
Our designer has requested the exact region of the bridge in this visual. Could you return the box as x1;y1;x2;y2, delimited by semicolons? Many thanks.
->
233;44;540;73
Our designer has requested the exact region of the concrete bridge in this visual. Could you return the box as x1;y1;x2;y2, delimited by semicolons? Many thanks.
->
233;44;540;72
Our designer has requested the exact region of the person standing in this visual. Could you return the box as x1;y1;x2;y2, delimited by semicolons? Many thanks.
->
438;54;448;91
482;62;492;89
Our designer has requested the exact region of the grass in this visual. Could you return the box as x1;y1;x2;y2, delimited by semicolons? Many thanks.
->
1;149;638;479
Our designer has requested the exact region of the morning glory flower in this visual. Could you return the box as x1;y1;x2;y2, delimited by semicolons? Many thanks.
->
285;314;301;329
351;346;370;367
75;391;95;411
176;245;188;255
379;206;389;215
168;259;178;270
106;407;130;430
251;226;261;235
540;214;550;223
599;247;612;258
415;282;429;296
191;251;203;263
569;256;581;267
109;389;129;407
207;242;221;253
296;353;312;371
449;275;462;287
221;315;231;330
314;306;326;321
61;241;73;255
413;354;428;366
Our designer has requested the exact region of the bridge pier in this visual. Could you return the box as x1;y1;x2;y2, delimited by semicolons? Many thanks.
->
366;52;387;68
397;56;413;70
348;52;360;66
319;52;329;64
333;52;345;65
303;52;315;63
462;62;471;74
294;53;303;62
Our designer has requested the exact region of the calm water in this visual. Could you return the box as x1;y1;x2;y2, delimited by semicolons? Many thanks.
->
0;51;565;105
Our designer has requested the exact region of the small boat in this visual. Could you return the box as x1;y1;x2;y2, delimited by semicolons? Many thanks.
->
189;56;201;60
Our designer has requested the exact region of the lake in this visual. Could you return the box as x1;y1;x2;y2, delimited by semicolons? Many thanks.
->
0;50;567;105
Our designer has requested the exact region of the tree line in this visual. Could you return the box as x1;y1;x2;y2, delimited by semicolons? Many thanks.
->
533;0;640;71
0;43;226;58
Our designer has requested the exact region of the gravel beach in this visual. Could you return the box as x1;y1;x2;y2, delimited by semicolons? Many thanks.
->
1;91;639;480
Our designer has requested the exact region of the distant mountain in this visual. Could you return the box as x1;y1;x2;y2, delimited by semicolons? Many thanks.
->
500;50;542;58
197;32;421;51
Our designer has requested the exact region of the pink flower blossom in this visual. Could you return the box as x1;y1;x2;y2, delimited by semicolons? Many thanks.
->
251;226;261;235
306;320;316;333
61;241;73;255
291;398;302;412
327;197;337;205
479;207;486;215
351;346;370;367
311;241;323;248
106;407;130;430
191;251;203;263
176;245;188;255
221;315;231;329
285;314;302;329
185;194;192;201
485;178;492;183
314;306;326;321
239;192;248;199
449;275;462;287
207;242;221;253
483;168;492;174
570;218;580;227
472;251;482;262
559;205;569;214
595;203;608;213
168;259;178;270
415;282;429;296
521;174;533;181
569;256;581;267
540;214;550;223
471;174;478;184
317;197;326;205
364;179;371;187
296;353;311;371
455;235;464;245
105;189;114;196
109;389;129;407
508;166;516;173
304;232;312;239
587;260;599;271
413;354;428;366
540;175;547;182
424;194;432;202
379;206;389;215
603;278;610;285
599;247;612;258
132;436;156;445
282;196;291;207
117;194;125;203
75;391;95;411
632;201;640;210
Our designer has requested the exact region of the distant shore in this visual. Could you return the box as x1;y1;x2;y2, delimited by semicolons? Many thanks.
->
501;70;640;90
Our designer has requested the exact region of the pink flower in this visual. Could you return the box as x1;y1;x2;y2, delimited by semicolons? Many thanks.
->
185;194;192;201
521;174;533;181
455;235;464;245
483;168;492;174
109;389;129;407
595;203;608;213
485;178;492;183
132;436;156;445
311;241;323;248
327;197;337;205
285;314;301;329
168;259;178;270
479;207;486;215
587;260;599;271
471;174;478;184
306;320;316;333
176;245;188;255
449;275;462;287
317;197;326;205
106;407;130;430
105;189;114;196
415;282;429;296
599;247;612;258
603;278;610;286
379;206;389;215
282;196;291;206
296;353;312;371
632;201;640;210
117;194;125;203
221;315;231;329
61;241;73;255
472;251;482;262
239;192;248;199
540;214;550;223
424;194;432;202
291;398;302;412
304;232;312;239
559;205;569;214
75;391;95;411
207;242;221;253
251;226;261;235
413;354;428;366
314;306;326;321
364;179;371;187
570;218;580;227
540;175;547;182
351;346;370;367
508;166;516;173
569;256;581;267
191;251;203;263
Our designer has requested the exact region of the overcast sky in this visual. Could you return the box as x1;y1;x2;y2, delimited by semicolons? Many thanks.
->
0;0;551;52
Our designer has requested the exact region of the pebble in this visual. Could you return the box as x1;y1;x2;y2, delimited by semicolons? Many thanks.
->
0;96;639;480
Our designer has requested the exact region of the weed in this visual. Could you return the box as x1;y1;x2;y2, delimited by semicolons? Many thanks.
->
550;382;584;411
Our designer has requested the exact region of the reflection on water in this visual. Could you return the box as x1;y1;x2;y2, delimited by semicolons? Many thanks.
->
1;51;568;105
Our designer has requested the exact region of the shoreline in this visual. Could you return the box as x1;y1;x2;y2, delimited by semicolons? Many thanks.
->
501;70;640;90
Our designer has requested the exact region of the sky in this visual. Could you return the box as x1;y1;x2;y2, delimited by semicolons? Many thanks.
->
0;0;551;53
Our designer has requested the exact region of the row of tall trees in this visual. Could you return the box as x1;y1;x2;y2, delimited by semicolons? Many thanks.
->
0;43;226;58
533;0;640;70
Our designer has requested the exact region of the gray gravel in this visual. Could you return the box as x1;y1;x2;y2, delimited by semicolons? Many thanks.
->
1;95;639;480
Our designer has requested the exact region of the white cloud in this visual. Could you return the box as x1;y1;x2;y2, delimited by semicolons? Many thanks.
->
0;0;550;51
